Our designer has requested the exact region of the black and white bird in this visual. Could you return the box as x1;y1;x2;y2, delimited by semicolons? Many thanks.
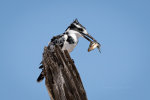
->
37;19;97;82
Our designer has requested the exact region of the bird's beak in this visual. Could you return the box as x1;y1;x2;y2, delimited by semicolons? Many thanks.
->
82;33;97;42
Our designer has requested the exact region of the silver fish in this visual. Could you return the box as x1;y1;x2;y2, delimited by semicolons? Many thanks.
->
88;41;101;53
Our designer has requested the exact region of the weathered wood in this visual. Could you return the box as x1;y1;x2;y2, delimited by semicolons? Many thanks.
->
42;45;88;100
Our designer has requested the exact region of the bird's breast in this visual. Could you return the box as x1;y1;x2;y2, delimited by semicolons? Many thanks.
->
62;34;78;52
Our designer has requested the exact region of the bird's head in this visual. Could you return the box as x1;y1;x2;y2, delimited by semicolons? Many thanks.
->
66;19;97;42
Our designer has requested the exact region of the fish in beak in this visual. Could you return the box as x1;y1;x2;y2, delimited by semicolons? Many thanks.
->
88;41;101;53
81;33;101;53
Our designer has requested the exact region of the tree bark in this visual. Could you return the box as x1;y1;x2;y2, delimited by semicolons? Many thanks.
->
42;45;88;100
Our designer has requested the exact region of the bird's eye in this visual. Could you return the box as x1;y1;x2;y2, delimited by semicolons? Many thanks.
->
78;28;83;32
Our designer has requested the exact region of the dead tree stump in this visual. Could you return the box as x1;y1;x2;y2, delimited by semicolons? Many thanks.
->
42;45;88;100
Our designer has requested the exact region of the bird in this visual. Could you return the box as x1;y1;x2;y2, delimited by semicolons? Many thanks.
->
37;19;97;82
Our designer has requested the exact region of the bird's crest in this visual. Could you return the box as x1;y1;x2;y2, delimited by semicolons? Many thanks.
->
72;19;86;29
73;19;79;24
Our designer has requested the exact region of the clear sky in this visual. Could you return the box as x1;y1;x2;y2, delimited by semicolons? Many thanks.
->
0;0;150;100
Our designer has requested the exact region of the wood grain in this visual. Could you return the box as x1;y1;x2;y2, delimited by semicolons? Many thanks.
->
42;45;88;100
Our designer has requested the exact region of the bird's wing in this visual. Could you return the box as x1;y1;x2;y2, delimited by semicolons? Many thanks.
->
50;34;65;48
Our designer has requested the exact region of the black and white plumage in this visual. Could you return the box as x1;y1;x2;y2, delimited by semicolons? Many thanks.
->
37;19;97;82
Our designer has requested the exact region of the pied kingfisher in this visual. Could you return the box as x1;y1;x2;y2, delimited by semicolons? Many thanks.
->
37;19;97;82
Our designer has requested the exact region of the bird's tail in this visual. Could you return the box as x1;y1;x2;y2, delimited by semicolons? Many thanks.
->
37;70;44;82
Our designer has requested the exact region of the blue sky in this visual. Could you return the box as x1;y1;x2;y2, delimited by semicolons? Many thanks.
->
0;0;150;100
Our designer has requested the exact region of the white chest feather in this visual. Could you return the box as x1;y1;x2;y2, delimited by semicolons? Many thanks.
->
62;42;76;52
62;32;79;52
